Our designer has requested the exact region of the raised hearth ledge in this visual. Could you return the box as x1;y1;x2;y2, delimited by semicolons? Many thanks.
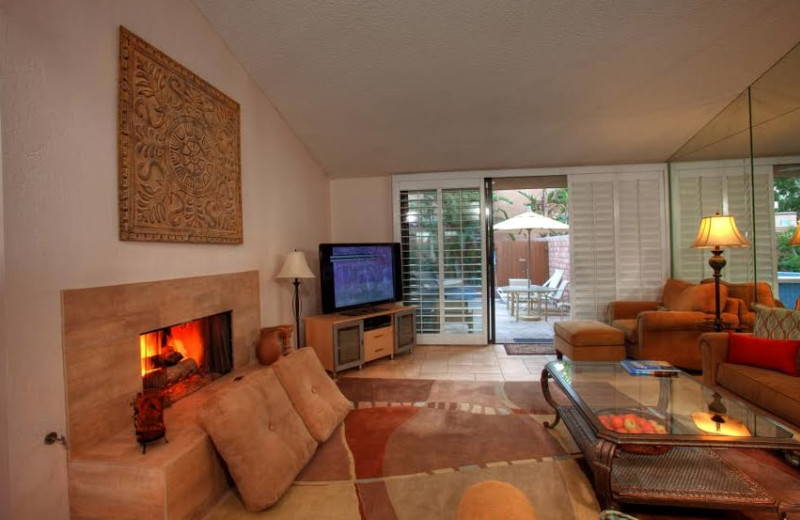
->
62;271;262;520
68;364;264;520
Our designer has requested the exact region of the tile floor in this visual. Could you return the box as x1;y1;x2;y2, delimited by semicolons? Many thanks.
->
338;344;558;382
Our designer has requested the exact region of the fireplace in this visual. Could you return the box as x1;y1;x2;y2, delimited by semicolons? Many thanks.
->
62;270;260;458
139;311;233;405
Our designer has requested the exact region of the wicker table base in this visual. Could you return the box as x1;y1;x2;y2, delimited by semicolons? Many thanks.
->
559;405;786;517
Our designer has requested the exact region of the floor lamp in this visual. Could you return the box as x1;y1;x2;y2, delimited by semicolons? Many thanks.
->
691;212;750;331
277;250;315;349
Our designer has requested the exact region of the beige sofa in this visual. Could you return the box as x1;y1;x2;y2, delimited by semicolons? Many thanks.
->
699;333;800;430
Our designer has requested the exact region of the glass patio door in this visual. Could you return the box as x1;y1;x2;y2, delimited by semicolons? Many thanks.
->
396;185;486;345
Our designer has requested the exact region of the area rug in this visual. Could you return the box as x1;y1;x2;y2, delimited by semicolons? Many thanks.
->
504;343;556;355
200;378;800;520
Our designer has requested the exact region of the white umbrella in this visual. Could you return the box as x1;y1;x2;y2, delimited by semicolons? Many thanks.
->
493;211;569;281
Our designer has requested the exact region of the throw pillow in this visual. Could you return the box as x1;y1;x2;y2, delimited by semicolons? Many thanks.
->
273;348;353;443
752;303;800;339
671;283;727;314
726;332;800;376
198;368;318;511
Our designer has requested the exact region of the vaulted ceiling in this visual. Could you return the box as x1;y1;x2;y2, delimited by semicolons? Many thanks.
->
192;0;800;178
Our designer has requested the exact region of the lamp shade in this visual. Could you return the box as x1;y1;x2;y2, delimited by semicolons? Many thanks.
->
789;226;800;246
691;212;750;249
277;251;315;279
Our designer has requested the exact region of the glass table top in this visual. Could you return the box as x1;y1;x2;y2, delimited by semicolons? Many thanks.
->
545;361;800;447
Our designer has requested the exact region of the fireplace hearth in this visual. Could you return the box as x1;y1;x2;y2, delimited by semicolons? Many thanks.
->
63;271;261;520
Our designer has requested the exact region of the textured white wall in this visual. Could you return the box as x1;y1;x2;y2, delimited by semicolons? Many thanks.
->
0;1;329;517
330;176;394;242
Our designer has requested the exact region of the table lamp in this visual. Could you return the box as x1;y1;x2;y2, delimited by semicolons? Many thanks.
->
277;250;315;349
691;212;749;331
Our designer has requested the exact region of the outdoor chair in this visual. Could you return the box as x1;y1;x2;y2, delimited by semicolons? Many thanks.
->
541;269;564;290
544;280;570;321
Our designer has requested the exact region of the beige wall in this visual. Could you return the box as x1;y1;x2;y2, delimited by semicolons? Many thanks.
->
1;1;329;517
330;176;394;242
0;79;9;520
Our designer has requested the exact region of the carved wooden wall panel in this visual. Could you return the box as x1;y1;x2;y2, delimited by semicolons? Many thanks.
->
118;26;243;244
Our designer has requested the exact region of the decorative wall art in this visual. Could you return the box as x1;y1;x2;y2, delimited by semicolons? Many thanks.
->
118;26;243;244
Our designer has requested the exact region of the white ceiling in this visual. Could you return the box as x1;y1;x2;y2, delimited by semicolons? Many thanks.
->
191;0;800;178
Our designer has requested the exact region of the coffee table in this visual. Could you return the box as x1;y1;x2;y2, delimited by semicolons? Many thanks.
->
540;361;800;518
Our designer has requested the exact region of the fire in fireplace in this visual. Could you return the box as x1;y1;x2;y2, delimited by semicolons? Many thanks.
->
139;311;233;405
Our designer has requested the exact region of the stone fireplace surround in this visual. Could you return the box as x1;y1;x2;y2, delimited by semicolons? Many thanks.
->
62;271;261;519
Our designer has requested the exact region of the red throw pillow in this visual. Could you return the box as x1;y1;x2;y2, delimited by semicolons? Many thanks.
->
726;333;800;376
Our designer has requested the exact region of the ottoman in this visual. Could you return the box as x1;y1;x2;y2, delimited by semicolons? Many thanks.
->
553;320;625;361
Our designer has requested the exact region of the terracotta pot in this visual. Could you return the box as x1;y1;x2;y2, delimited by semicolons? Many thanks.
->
256;325;295;365
256;327;282;365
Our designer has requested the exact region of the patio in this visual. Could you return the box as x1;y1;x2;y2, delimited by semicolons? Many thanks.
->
493;295;566;344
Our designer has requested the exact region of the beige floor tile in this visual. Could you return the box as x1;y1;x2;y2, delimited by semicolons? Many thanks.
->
498;360;530;374
448;364;503;374
420;363;450;374
501;373;540;381
474;373;506;381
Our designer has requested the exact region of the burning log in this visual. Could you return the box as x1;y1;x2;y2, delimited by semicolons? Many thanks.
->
151;347;183;368
165;358;199;385
143;368;167;390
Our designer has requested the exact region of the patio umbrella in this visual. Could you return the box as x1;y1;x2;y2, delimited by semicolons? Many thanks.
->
493;211;569;281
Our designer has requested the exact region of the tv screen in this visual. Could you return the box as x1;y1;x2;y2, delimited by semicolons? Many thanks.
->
319;243;402;314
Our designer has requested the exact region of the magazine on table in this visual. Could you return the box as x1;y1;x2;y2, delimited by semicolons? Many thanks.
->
619;359;681;376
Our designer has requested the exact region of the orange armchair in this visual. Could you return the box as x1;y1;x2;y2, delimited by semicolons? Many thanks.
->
700;279;783;331
608;278;741;371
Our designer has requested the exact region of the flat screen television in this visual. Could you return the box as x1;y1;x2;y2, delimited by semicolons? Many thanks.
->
319;242;403;315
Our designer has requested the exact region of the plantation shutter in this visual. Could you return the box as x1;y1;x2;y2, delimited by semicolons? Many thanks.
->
670;159;776;288
568;168;669;321
395;181;486;345
569;176;616;321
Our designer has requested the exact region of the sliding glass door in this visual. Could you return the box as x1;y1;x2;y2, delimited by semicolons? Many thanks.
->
395;181;487;344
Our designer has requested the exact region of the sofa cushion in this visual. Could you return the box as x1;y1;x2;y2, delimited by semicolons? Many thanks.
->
611;319;638;344
717;362;800;428
553;320;624;346
727;333;800;376
273;348;352;442
198;368;318;511
661;278;695;309
670;283;727;314
727;281;776;311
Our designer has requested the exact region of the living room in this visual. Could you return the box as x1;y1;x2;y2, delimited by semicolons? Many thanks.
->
4;1;800;519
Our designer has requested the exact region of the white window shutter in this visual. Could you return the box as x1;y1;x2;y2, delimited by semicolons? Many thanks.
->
670;159;776;289
569;169;669;321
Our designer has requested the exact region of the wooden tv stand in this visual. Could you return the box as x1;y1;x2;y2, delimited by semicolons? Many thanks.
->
305;304;416;376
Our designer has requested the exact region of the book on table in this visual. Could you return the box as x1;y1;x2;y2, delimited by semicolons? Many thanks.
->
620;359;681;376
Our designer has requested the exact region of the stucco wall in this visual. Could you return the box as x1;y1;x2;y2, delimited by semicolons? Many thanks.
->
0;1;329;517
330;176;394;242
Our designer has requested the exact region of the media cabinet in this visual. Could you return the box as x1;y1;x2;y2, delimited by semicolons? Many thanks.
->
305;304;416;376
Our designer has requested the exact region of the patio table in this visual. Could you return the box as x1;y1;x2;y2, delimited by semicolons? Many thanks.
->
498;284;556;321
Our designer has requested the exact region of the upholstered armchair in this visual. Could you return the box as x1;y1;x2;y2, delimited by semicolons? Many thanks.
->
700;279;783;331
608;278;741;371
